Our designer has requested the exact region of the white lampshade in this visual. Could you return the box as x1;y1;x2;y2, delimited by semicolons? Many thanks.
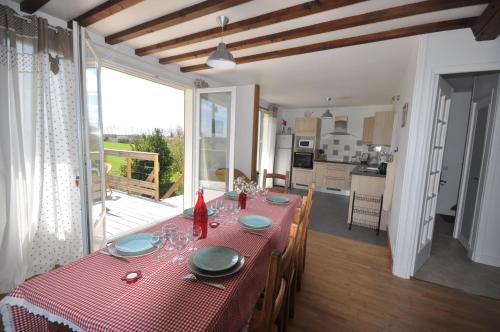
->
206;42;236;69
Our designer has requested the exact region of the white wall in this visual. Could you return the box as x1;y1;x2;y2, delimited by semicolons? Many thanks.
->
387;40;419;257
234;85;256;177
392;29;500;278
436;91;471;216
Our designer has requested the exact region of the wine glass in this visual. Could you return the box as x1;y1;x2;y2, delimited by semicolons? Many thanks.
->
188;225;202;252
162;223;178;254
151;231;166;262
171;232;189;265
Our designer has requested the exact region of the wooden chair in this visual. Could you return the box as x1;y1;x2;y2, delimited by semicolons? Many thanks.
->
296;185;314;292
215;168;250;183
262;169;290;194
249;235;295;332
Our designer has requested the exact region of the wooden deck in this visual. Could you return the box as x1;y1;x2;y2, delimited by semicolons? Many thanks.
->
105;190;183;239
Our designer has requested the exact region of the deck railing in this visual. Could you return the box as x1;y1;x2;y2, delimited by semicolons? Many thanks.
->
104;149;160;201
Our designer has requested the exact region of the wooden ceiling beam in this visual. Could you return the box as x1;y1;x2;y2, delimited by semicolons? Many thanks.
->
105;0;253;45
160;0;488;64
20;0;50;14
472;0;500;40
136;0;369;56
180;17;476;72
69;0;144;28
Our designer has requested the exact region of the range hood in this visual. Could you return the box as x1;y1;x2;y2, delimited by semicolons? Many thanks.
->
328;115;353;136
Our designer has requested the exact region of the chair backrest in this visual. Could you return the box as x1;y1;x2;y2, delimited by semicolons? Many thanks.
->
215;168;251;183
262;169;290;193
260;236;295;331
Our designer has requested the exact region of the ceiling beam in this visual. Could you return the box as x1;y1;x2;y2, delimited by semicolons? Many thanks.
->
69;0;144;28
105;0;253;45
180;17;475;72
136;0;369;56
472;0;500;40
160;0;487;64
20;0;50;14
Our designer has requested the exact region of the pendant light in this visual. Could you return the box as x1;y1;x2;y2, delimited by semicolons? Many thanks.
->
206;15;236;69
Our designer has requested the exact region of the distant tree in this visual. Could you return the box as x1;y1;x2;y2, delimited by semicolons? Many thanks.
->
121;128;174;197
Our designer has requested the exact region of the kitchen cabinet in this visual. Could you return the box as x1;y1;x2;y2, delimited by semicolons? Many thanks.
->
295;117;321;137
373;111;395;146
314;162;354;191
292;168;314;187
361;111;395;146
362;116;375;144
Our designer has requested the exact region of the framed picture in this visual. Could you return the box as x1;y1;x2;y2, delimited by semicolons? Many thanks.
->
401;102;408;128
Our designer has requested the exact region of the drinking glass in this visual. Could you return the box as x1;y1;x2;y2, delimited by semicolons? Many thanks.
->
162;223;178;254
151;231;166;262
171;232;189;265
188;225;202;252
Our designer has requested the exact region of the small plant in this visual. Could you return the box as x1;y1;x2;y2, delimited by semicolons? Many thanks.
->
234;177;257;194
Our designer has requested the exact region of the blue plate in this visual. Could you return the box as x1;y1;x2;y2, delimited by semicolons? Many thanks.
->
192;246;240;272
224;191;239;200
183;207;216;218
239;215;273;230
266;195;290;205
115;233;154;255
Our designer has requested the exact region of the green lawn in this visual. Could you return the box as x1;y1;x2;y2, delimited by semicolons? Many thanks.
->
103;141;132;176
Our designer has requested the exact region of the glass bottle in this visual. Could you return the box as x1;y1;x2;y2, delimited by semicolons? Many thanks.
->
193;188;208;239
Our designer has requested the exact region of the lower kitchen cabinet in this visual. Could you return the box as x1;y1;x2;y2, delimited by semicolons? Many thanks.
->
292;168;314;187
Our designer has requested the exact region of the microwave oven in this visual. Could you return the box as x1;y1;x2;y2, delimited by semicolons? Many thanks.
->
297;138;314;149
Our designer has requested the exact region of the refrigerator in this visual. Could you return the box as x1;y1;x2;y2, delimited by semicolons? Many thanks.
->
273;134;294;187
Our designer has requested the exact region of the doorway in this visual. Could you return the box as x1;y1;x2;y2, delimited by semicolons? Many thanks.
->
414;72;500;299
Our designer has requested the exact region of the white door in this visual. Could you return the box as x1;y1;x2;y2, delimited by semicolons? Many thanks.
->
414;77;452;272
74;25;106;253
194;87;236;202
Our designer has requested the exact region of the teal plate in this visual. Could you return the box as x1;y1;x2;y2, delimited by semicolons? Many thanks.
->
239;215;273;230
266;195;290;205
224;191;239;200
183;207;216;218
115;233;154;255
192;246;240;272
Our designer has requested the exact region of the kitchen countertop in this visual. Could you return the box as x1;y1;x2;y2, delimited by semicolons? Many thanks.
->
351;165;386;178
314;159;360;165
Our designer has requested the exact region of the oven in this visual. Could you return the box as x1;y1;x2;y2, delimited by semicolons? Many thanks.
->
293;152;314;169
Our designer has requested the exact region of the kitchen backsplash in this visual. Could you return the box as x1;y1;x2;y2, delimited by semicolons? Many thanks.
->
320;135;391;164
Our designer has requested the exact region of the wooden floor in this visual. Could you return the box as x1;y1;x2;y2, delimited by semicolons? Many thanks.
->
289;231;500;332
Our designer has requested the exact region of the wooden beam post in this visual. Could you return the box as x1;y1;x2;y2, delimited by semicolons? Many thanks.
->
136;0;368;56
472;0;500;41
180;17;476;72
20;0;50;14
160;0;488;64
69;0;144;28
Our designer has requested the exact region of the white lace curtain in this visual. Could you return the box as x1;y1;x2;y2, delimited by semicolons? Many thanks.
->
0;5;83;293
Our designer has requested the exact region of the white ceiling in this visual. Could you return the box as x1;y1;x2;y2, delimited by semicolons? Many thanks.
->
28;0;486;107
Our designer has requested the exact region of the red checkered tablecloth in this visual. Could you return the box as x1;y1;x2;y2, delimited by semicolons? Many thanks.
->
0;194;300;332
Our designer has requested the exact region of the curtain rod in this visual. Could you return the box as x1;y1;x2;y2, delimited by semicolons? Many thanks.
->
13;12;70;32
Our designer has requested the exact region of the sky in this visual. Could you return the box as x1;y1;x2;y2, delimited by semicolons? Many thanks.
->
101;67;185;135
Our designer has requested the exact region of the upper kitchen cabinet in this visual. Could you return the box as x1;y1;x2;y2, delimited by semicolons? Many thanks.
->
362;116;375;144
362;111;395;146
295;117;321;137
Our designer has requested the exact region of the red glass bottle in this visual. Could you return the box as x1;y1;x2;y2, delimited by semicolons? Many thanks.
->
193;188;208;239
239;192;247;209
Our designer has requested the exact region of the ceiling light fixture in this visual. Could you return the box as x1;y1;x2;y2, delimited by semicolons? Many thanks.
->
206;16;236;69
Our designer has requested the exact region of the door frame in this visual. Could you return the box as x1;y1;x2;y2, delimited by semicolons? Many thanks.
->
193;86;237;202
392;37;500;278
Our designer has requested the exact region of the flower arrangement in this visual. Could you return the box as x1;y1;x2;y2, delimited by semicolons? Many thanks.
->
234;177;257;194
281;119;287;127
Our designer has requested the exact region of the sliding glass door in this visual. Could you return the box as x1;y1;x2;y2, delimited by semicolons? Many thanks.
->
194;88;236;201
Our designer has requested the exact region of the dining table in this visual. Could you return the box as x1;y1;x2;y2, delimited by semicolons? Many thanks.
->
0;193;301;332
